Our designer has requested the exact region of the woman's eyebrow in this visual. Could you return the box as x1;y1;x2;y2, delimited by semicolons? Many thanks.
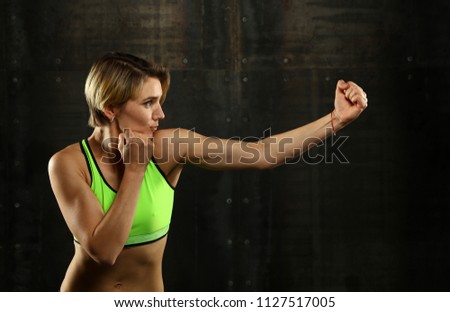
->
142;95;160;102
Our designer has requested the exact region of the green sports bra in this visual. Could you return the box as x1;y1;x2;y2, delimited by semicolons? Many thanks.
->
79;139;175;247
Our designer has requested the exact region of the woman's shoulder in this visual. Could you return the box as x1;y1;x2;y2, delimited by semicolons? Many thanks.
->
153;127;192;141
48;141;85;174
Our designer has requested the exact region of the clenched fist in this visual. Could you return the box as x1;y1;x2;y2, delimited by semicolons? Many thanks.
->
334;80;368;125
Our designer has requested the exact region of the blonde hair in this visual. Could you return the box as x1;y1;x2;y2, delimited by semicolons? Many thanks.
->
85;52;170;127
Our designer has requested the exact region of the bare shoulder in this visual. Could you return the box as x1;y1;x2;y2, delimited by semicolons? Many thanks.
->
48;142;86;179
153;127;196;150
152;127;191;151
152;128;190;174
153;127;189;141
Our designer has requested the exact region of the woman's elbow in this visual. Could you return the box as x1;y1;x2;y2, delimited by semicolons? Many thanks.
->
93;254;117;267
251;142;278;170
84;242;119;266
255;160;281;170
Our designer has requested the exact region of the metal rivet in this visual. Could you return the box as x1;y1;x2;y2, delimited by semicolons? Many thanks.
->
12;59;18;65
226;117;232;123
12;77;19;83
11;15;16;21
14;202;20;208
242;58;248;64
242;76;248;83
408;74;413;80
244;239;250;245
182;57;188;64
15;244;21;249
56;77;62;83
407;56;414;62
242;198;249;204
283;57;289;64
242;16;248;23
226;198;233;204
246;280;252;286
55;58;62;65
228;280;234;287
283;75;289;82
325;76;331;81
227;239;233;245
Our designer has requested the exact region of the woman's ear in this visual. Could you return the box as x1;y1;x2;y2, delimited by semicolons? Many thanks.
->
103;105;116;123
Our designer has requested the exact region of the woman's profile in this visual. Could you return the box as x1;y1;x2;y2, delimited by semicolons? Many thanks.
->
48;52;368;291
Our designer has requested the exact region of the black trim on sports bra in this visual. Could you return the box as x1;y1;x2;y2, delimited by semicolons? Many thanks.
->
151;156;176;190
73;233;167;248
81;139;175;192
84;138;118;193
79;140;93;186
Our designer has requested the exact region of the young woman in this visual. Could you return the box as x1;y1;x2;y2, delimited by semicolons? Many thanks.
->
48;52;368;291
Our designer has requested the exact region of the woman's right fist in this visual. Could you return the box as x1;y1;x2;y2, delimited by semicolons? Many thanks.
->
118;128;154;169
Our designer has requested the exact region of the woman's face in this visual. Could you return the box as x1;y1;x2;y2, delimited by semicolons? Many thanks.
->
115;76;165;135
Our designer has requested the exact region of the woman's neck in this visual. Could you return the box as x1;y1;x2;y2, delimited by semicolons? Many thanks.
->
91;125;122;164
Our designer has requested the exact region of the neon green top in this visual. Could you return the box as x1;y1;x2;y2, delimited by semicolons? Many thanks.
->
79;139;175;247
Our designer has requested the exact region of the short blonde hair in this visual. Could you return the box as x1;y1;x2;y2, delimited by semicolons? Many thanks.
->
85;52;170;127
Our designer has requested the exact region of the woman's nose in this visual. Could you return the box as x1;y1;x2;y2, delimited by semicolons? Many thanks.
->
154;104;165;120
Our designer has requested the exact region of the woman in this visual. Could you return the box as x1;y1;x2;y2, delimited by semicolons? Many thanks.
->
48;52;368;291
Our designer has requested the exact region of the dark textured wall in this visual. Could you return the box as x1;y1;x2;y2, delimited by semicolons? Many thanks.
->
1;0;449;291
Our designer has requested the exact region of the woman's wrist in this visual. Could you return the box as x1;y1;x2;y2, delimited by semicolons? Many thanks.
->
331;109;345;134
124;162;148;175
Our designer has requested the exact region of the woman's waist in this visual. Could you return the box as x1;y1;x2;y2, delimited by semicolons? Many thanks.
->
63;242;166;291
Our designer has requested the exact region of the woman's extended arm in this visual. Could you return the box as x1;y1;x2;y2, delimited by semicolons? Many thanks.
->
175;80;368;170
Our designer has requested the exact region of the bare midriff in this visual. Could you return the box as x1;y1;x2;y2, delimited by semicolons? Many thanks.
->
60;236;167;292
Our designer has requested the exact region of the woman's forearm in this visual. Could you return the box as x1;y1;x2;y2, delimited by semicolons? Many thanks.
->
259;111;345;168
87;167;146;265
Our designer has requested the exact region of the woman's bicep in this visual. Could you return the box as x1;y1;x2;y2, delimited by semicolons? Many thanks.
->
180;129;264;170
48;153;103;244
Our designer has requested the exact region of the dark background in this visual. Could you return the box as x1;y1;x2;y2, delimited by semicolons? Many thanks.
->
1;0;449;291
